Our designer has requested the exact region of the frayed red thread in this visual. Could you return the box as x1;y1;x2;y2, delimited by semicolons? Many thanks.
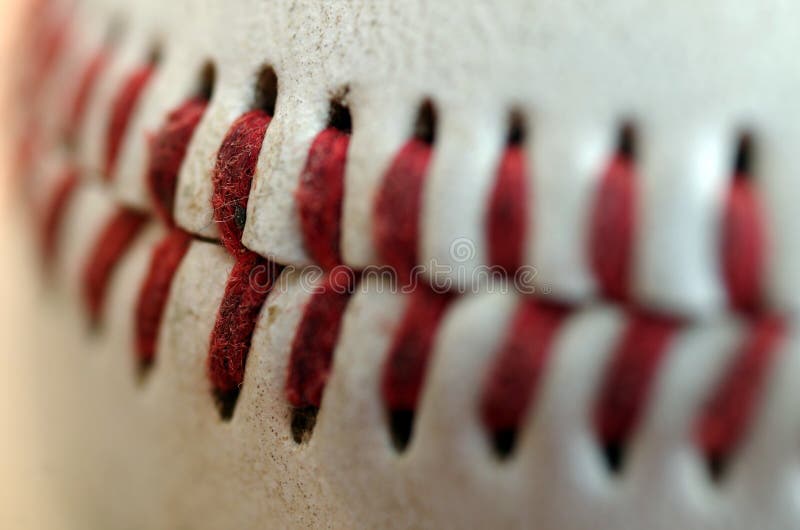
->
296;128;349;269
211;110;271;255
695;316;784;466
40;167;79;264
208;252;281;397
722;178;766;312
105;65;154;179
134;228;192;367
82;208;148;323
374;139;433;283
381;286;452;411
593;314;679;446
147;98;207;225
67;50;108;139
285;269;356;407
480;301;569;432
487;146;528;274
590;156;636;302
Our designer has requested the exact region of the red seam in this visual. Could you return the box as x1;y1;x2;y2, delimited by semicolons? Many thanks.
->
593;313;680;446
146;97;207;225
589;155;636;302
694;315;784;463
480;300;569;432
296;128;349;269
105;64;154;179
285;269;356;407
373;139;433;283
208;252;281;397
722;177;766;313
211;109;271;255
487;146;528;274
134;228;192;367
82;208;148;323
381;286;453;411
40;167;79;264
67;49;108;139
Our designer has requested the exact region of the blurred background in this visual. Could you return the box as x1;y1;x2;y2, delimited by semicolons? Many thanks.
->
0;0;64;528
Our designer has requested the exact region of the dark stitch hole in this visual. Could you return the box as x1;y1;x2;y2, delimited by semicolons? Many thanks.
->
147;43;163;65
290;406;319;444
196;61;216;101
733;133;754;180
706;453;730;483
413;100;437;144
490;428;518;459
601;441;627;474
213;388;239;420
233;204;247;230
328;98;352;134
617;122;637;160
135;358;153;385
388;409;415;452
507;111;526;146
253;65;278;116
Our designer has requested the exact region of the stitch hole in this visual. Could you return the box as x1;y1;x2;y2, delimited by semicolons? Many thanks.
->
733;133;754;179
213;389;238;420
253;65;278;115
413;100;437;144
290;406;319;444
617;121;637;160
388;410;415;451
602;441;627;474
507;110;526;146
195;61;216;101
491;429;517;459
328;96;352;133
146;42;162;65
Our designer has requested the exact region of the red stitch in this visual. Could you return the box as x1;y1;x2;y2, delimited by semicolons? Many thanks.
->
695;316;784;468
374;140;433;283
381;286;452;411
285;269;355;407
41;167;79;264
296;128;349;269
487;146;528;274
208;252;281;400
67;50;108;139
722;177;766;313
593;314;679;447
211;110;271;255
480;300;569;432
105;65;154;179
589;156;636;302
30;14;70;95
146;98;207;225
82;208;148;323
134;228;192;368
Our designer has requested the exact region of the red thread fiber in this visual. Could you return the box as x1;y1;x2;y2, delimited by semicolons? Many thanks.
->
373;139;433;283
285;269;355;407
480;301;569;432
134;228;192;367
381;286;452;411
593;314;679;445
487;146;528;274
82;208;147;323
41;167;78;263
589;156;636;301
105;65;154;178
207;252;280;396
296;128;349;269
694;316;784;463
211;110;271;255
67;50;107;138
722;178;766;312
147;98;207;225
